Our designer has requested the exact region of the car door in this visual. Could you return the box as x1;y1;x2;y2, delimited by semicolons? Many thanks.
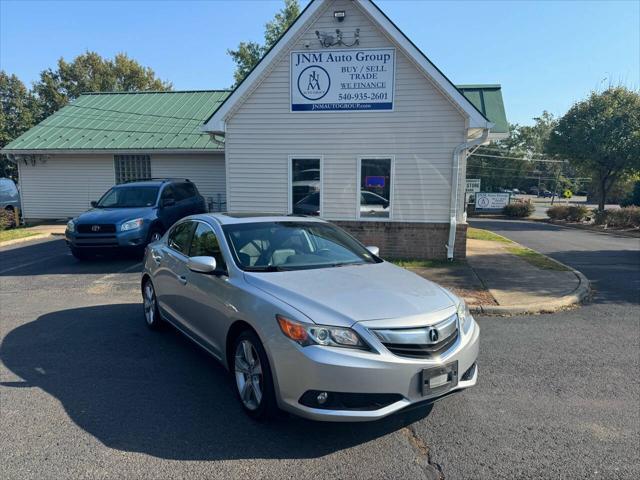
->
182;221;233;357
153;220;196;325
158;185;182;228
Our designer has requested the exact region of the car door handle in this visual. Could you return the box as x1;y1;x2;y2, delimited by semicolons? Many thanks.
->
178;275;188;285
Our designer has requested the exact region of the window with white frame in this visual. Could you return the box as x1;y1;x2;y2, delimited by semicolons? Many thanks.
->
290;157;321;216
114;155;151;184
358;158;392;218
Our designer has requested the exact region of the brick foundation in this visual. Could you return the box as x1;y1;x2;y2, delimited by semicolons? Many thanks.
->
333;221;468;260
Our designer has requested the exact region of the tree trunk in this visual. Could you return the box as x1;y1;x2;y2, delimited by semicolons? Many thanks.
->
598;176;608;211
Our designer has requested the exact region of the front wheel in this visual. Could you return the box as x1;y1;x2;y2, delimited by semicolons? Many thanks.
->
142;279;163;330
232;330;278;420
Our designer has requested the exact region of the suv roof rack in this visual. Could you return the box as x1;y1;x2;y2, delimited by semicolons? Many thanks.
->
122;178;191;184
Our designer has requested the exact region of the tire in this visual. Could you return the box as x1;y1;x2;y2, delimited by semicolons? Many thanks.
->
70;247;91;261
142;279;163;330
231;330;278;420
147;226;163;244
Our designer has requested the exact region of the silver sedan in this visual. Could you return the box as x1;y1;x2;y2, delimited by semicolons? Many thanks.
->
141;213;479;421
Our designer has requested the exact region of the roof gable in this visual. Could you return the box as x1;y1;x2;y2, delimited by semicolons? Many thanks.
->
203;0;493;133
3;90;230;153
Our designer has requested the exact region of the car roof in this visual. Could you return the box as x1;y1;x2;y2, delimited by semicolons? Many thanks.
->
114;178;189;188
201;212;329;225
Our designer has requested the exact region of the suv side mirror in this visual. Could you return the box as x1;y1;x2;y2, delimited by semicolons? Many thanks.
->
90;201;98;208
162;197;176;207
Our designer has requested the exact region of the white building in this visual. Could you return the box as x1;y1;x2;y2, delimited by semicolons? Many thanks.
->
3;0;507;259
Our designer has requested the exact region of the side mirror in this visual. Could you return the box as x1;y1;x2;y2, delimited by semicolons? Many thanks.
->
187;256;217;274
90;201;98;208
366;246;380;257
162;198;176;207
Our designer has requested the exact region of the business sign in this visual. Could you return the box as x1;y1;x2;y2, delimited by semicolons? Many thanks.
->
466;179;481;193
475;192;510;210
291;48;395;112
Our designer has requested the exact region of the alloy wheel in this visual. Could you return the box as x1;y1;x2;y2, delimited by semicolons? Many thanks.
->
234;340;263;410
150;231;162;243
143;282;156;325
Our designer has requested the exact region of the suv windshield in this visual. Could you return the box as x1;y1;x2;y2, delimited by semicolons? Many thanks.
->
222;221;380;271
96;186;160;208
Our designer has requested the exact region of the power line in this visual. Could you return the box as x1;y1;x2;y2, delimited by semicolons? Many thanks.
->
66;102;217;123
469;152;567;164
477;146;557;158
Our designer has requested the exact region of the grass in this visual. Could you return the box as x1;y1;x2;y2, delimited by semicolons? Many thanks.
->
506;245;570;271
467;227;512;243
0;228;40;243
391;259;465;269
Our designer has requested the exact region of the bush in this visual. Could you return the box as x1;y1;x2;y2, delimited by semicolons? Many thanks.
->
594;207;640;228
546;205;570;220
0;209;15;230
621;180;640;207
503;200;534;218
566;205;589;222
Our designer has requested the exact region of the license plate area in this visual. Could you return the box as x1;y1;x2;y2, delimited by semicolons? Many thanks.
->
421;361;458;396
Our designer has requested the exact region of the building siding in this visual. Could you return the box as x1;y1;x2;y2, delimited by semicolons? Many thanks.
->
18;153;227;219
151;153;226;211
18;155;116;220
225;0;467;223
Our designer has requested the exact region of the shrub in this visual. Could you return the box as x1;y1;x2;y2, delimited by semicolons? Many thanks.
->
566;205;589;222
0;209;15;231
621;180;640;207
593;209;610;225
546;205;570;220
594;207;640;228
503;200;534;218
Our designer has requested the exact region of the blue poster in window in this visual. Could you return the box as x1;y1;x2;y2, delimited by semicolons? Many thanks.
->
365;176;386;188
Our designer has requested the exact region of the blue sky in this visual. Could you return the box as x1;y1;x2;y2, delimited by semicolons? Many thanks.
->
1;0;638;125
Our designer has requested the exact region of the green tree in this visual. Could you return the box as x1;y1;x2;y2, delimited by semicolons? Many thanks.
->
0;71;39;179
547;87;640;210
228;0;300;86
33;51;172;119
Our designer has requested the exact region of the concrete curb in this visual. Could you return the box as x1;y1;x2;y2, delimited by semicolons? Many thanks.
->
543;220;640;239
467;232;592;316
0;233;53;247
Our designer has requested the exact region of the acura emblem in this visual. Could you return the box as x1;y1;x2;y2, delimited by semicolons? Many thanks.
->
429;328;439;342
91;225;101;232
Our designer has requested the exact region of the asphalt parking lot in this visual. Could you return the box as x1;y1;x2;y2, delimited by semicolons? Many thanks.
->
1;224;639;479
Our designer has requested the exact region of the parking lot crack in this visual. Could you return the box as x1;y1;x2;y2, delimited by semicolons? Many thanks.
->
402;426;445;479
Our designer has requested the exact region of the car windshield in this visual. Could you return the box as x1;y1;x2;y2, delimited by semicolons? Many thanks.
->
222;221;381;271
96;186;160;208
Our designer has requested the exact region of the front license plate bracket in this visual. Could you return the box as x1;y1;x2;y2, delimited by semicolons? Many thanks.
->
421;361;458;396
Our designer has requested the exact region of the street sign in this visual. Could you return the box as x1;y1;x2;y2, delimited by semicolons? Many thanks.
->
475;192;510;210
466;179;481;193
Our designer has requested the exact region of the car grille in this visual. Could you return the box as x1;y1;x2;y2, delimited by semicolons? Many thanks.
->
76;224;117;234
372;313;459;359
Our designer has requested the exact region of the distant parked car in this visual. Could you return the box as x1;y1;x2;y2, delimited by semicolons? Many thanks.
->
528;186;540;195
511;188;522;195
65;179;207;259
538;190;554;198
0;177;21;214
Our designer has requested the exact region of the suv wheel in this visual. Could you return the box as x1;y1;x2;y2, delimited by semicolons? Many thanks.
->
232;330;278;420
148;226;163;244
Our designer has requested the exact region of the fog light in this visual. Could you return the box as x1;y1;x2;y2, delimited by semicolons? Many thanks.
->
317;392;329;405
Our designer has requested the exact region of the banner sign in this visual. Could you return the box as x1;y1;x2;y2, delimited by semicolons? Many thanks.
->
466;179;481;193
290;48;395;112
475;192;510;210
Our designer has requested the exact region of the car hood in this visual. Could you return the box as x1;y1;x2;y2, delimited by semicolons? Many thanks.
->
75;207;155;224
244;262;457;327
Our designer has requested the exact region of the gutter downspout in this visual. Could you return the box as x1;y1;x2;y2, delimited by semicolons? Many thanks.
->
446;128;490;260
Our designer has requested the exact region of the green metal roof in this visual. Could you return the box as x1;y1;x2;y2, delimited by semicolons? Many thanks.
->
2;85;507;153
2;90;230;152
457;85;508;134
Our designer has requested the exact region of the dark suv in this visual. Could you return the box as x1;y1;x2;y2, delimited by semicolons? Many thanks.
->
65;179;207;259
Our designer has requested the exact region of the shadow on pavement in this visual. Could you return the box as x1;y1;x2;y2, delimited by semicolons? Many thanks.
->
0;303;431;461
0;239;142;277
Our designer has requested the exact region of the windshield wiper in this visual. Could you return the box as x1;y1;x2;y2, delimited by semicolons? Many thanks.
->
243;265;290;272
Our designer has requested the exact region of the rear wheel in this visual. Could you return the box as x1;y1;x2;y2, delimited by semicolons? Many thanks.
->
232;330;278;420
142;279;162;330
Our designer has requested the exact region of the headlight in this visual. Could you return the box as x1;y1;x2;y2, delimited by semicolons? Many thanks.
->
457;300;472;334
120;218;144;232
66;219;76;233
276;315;368;350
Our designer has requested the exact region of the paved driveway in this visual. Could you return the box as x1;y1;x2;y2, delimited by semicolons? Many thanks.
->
1;226;638;479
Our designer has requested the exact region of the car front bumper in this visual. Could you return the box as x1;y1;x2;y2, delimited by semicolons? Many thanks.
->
267;316;480;422
66;227;149;249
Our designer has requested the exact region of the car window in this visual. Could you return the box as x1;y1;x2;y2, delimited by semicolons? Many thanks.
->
167;221;196;255
97;186;159;208
173;183;196;201
189;223;226;270
161;185;175;201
